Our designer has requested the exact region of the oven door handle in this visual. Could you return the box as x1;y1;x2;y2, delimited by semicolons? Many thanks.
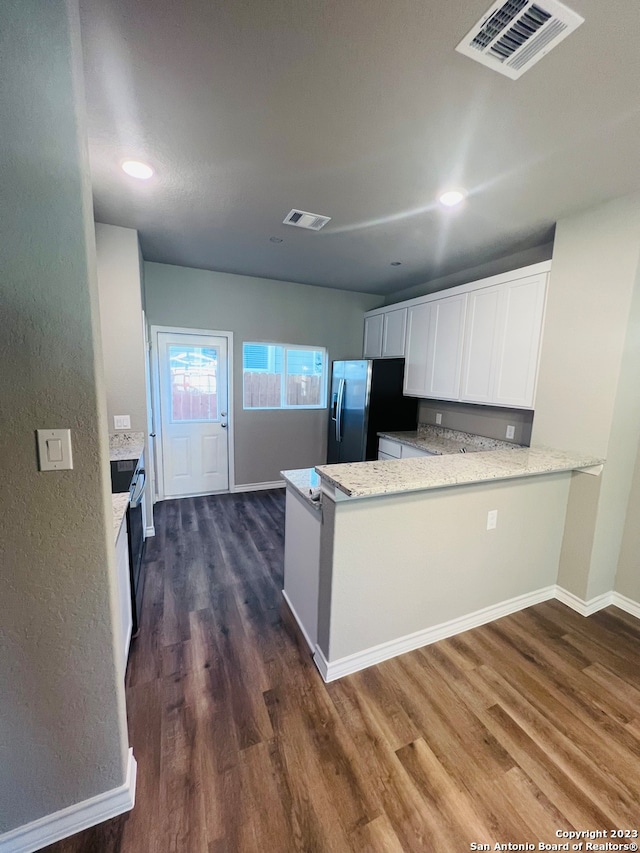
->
130;469;146;508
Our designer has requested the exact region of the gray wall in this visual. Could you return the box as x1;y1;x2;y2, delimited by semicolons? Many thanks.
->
615;434;640;602
144;262;379;485
96;223;147;434
319;472;570;661
418;400;533;446
0;0;128;835
532;195;640;601
384;241;554;305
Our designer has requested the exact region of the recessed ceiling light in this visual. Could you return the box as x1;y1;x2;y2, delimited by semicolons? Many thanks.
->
121;160;154;180
269;236;283;243
390;261;402;266
438;188;466;208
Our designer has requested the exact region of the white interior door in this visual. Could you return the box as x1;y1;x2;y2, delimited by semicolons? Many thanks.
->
157;330;229;498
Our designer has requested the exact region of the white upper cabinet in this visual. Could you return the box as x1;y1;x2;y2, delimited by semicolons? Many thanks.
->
460;285;502;404
404;293;467;399
379;262;549;409
493;273;547;408
382;308;407;358
425;293;467;400
460;272;547;408
363;313;384;358
363;307;407;358
403;302;432;395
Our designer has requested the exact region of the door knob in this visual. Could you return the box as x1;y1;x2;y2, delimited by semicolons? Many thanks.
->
221;423;227;428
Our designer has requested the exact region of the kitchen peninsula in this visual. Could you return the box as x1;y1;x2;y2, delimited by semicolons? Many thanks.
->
282;434;603;683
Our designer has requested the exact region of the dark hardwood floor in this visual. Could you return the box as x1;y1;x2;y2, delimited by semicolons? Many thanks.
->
45;490;640;852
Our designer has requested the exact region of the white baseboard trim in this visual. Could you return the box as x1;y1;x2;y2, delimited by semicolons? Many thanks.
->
610;591;640;620
233;480;285;493
554;586;613;616
144;525;155;538
314;585;557;682
282;590;316;653
0;748;137;853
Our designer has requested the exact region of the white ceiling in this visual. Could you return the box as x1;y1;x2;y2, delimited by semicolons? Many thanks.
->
79;0;640;295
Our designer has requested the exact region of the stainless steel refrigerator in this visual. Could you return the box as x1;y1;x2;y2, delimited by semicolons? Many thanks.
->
327;359;418;463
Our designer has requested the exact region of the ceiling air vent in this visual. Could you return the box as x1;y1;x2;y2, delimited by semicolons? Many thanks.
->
283;209;331;231
455;0;584;80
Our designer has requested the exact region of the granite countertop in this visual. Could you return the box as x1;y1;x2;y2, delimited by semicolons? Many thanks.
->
378;425;521;455
109;431;145;462
281;467;322;510
112;493;129;542
315;446;604;500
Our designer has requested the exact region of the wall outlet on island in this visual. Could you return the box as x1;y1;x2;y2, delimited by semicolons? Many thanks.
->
435;413;442;425
487;509;498;530
114;415;131;430
506;425;515;440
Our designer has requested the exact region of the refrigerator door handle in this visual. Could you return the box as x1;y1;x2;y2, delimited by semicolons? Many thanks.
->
335;378;345;443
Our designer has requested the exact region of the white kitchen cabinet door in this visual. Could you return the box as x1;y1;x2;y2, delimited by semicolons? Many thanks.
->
493;273;547;408
378;437;402;458
460;285;502;404
403;302;432;396
115;517;132;675
363;314;383;358
460;273;547;408
424;293;467;400
400;444;435;458
381;308;407;358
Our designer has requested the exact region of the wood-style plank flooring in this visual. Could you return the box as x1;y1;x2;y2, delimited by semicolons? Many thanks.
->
45;490;640;852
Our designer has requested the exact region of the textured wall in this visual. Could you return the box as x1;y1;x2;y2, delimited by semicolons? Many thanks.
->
0;0;129;834
532;195;640;601
96;224;147;433
144;262;379;485
615;435;640;602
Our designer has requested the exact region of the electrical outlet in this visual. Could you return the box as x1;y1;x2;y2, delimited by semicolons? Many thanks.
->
487;509;498;530
506;425;515;440
435;413;442;425
114;415;131;430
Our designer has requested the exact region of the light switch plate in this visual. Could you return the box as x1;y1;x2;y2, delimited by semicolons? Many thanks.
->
37;429;73;471
114;415;131;430
506;425;515;440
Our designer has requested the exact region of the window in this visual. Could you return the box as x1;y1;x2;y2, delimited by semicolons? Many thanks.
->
169;345;219;421
243;343;327;409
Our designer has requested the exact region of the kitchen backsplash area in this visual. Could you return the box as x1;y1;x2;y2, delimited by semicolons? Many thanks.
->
109;431;146;452
418;400;533;446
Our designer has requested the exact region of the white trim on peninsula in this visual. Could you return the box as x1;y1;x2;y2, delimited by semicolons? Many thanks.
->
0;749;136;853
233;480;285;493
313;585;640;682
282;590;316;652
314;585;557;682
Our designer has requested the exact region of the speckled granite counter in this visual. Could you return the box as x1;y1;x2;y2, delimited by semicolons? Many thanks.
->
112;493;129;542
316;446;604;499
378;425;521;455
281;468;322;510
109;431;145;462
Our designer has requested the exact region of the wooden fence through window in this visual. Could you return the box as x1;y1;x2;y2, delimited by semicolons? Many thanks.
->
244;373;321;408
